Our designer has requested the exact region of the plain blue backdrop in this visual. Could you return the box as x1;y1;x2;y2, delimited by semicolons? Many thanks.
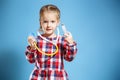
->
0;0;120;80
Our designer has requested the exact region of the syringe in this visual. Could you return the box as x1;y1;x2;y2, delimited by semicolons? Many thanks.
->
61;24;72;37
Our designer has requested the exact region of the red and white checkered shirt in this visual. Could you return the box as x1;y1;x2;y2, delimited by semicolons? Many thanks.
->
25;35;77;80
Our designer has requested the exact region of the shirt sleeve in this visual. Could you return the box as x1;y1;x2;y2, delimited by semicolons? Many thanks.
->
62;38;77;62
25;45;36;63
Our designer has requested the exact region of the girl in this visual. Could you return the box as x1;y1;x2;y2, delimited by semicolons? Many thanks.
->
25;4;77;80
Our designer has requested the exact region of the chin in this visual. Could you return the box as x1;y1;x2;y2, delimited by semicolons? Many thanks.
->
46;31;53;34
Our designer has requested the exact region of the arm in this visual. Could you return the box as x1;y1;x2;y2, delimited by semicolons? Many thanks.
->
25;35;37;63
25;45;36;63
63;38;77;62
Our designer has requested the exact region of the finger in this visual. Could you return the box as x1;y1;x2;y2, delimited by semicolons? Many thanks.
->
28;36;36;42
28;36;34;40
64;32;72;38
66;32;72;36
28;36;36;46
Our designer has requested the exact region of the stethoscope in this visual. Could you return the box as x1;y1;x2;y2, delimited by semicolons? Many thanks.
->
31;24;71;57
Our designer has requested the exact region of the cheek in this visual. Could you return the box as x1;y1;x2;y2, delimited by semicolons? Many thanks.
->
41;25;46;29
41;22;46;28
53;25;58;30
55;22;59;27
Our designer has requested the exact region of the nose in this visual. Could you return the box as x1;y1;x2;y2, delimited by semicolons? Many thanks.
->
47;22;51;27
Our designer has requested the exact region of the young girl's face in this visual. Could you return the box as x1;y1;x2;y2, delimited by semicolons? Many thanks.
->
40;11;59;36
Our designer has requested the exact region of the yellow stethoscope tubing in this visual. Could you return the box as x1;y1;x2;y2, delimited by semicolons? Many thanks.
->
33;42;58;57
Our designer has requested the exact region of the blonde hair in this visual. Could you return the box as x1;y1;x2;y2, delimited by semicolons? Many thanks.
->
39;4;60;20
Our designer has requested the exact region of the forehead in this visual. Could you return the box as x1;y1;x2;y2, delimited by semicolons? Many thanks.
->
41;11;58;20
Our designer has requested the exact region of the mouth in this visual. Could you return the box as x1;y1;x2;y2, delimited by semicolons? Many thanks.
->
46;29;52;31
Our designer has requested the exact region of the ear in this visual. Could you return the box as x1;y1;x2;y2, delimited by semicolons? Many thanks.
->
39;18;41;24
40;21;41;26
39;19;42;29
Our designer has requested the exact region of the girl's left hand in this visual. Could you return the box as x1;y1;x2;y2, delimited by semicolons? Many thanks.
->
64;32;74;44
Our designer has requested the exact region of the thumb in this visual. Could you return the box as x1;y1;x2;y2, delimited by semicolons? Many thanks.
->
64;31;72;38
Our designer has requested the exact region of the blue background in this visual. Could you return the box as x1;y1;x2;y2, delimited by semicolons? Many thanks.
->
0;0;120;80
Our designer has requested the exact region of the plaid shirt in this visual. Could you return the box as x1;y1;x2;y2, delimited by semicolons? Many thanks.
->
25;36;77;80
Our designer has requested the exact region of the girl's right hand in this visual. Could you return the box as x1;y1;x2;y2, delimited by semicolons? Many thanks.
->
28;36;36;49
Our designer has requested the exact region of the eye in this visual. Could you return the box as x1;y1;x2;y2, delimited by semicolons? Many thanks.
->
51;20;55;23
43;21;48;23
